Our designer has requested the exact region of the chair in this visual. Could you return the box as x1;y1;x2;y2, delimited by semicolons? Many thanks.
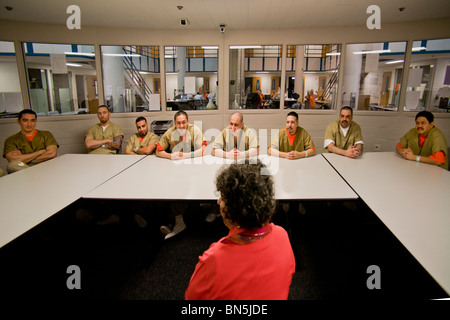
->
193;99;202;110
245;93;261;109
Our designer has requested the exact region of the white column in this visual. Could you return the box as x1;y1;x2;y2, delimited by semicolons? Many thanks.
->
176;46;186;94
102;46;125;112
294;46;304;98
342;44;363;109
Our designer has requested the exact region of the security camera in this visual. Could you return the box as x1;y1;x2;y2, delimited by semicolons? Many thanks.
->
219;24;226;33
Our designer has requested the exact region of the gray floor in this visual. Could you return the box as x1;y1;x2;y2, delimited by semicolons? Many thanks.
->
0;198;447;301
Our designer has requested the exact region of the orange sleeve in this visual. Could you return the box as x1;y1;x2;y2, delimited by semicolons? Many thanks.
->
202;141;208;146
156;143;165;151
429;151;446;164
397;142;404;148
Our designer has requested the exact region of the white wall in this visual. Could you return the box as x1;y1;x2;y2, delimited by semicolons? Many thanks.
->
1;110;449;173
0;60;21;92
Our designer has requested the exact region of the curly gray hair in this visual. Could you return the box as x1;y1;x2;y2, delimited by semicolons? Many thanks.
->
215;161;276;230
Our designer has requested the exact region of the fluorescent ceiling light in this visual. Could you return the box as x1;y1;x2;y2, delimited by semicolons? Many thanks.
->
326;52;341;56
66;63;82;67
102;53;141;57
230;45;262;49
202;46;218;49
353;49;391;55
256;71;269;73
412;46;426;52
64;52;95;56
385;60;404;64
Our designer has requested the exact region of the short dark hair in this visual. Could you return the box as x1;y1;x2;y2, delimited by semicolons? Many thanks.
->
18;109;37;120
215;161;276;230
415;111;434;123
97;105;110;112
174;110;188;121
287;111;298;121
135;116;147;124
340;106;353;116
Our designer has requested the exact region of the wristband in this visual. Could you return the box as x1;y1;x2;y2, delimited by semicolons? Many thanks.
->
304;150;308;158
134;147;139;153
244;150;247;158
416;155;421;162
101;144;105;148
191;151;194;158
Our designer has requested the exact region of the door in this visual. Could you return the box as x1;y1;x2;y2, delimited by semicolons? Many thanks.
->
271;76;280;96
318;76;327;98
380;72;392;106
252;77;261;92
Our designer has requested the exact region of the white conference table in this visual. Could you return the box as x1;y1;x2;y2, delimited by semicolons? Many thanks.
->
83;154;358;201
0;154;145;248
322;152;450;295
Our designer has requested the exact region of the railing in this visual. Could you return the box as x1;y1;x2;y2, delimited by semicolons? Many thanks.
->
322;66;339;100
122;47;153;108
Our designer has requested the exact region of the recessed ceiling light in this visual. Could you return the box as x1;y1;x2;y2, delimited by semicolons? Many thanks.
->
102;53;141;57
353;49;391;55
66;63;82;67
385;60;404;64
230;45;262;49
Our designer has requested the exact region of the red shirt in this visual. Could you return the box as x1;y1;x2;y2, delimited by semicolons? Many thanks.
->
397;135;446;165
185;223;295;300
287;130;296;146
26;129;38;141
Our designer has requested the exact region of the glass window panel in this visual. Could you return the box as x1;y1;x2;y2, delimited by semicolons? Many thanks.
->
23;42;97;116
342;41;406;111
165;46;218;111
101;45;161;112
286;44;341;110
0;41;24;117
229;45;282;109
404;38;450;113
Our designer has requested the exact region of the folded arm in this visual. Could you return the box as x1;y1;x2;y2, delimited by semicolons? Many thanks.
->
327;143;363;158
212;146;258;159
5;144;57;164
397;145;443;166
268;147;315;160
85;135;122;151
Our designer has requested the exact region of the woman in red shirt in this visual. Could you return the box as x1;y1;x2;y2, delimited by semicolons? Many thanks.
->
185;161;296;300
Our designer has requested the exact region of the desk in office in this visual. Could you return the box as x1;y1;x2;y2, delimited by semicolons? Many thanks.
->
83;154;358;201
369;105;397;111
314;100;331;109
0;153;145;248
167;99;216;110
166;99;193;110
322;151;450;295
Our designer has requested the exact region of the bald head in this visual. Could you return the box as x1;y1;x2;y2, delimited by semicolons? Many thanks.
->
229;112;244;134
